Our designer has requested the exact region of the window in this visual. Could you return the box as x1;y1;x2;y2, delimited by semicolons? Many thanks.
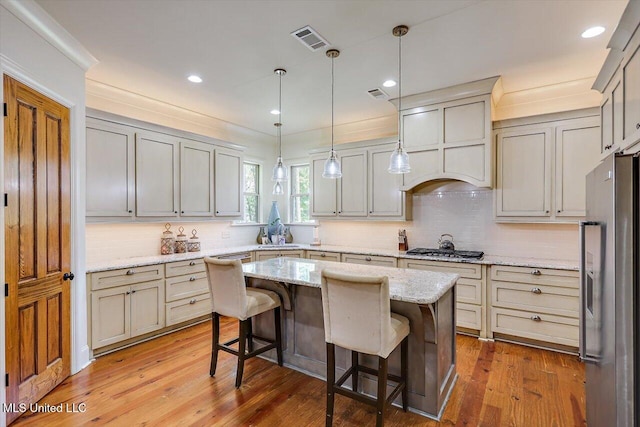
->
243;163;260;222
290;164;311;223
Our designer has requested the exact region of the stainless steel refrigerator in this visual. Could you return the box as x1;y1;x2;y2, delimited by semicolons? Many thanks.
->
581;153;637;427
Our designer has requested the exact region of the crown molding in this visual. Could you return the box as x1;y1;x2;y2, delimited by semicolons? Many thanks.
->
1;0;98;71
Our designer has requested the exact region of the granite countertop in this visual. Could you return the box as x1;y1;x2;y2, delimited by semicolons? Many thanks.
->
86;243;579;273
243;257;459;305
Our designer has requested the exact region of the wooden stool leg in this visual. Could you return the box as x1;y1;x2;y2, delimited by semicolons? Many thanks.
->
376;356;388;427
351;350;359;392
236;319;248;388
274;307;283;366
247;318;254;353
326;343;335;427
210;312;220;376
401;337;408;411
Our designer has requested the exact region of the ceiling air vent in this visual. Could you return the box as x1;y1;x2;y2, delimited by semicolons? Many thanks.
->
291;26;331;51
367;88;389;100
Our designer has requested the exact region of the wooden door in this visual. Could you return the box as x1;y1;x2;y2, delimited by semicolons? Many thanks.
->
4;75;71;424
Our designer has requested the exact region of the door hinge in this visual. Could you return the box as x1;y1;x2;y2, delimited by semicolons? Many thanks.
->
3;103;6;117
5;373;8;387
4;283;7;297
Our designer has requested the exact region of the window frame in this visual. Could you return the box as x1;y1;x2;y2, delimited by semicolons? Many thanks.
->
289;162;313;224
242;160;261;223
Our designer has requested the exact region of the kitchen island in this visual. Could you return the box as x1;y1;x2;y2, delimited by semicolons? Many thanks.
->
242;257;460;420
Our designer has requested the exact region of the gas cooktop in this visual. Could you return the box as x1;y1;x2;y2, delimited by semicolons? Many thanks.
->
405;248;484;259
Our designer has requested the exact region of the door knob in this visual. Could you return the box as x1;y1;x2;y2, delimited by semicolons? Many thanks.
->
63;272;74;281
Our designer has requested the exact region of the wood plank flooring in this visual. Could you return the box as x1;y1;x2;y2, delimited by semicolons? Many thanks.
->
12;316;585;426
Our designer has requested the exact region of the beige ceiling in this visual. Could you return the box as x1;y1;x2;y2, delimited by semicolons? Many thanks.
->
36;0;627;136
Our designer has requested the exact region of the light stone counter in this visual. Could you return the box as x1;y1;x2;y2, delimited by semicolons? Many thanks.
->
243;257;459;304
244;257;458;420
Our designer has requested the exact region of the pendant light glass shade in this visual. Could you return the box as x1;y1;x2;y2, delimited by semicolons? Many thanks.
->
322;150;342;178
388;25;411;174
323;49;342;179
272;69;287;194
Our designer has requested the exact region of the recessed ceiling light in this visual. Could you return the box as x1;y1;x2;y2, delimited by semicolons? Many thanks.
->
383;80;397;88
270;109;280;115
187;75;203;83
582;26;605;38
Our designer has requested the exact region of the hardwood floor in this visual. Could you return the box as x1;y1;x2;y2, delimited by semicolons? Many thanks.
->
12;317;585;426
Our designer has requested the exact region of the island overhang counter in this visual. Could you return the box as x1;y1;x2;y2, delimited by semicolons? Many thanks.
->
240;257;460;420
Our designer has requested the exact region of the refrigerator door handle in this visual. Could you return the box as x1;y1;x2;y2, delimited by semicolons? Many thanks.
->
579;220;599;362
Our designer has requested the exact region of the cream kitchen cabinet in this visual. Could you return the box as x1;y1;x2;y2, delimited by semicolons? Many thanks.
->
180;141;214;216
135;131;180;217
254;250;305;261
341;253;397;267
489;265;580;350
214;147;243;217
165;259;211;326
623;31;640;148
89;265;165;350
310;146;407;219
86;118;135;217
399;77;499;190
399;258;487;337
495;112;600;221
306;250;341;262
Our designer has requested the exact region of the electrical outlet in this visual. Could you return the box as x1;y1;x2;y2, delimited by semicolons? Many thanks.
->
221;231;230;239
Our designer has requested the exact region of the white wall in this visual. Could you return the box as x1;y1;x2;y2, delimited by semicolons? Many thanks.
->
1;0;96;421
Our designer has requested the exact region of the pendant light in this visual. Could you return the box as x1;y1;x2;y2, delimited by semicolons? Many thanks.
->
272;68;288;193
388;25;411;174
322;49;342;179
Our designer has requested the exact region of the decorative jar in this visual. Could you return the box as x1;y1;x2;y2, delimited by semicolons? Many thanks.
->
160;223;175;255
188;229;201;252
175;226;188;253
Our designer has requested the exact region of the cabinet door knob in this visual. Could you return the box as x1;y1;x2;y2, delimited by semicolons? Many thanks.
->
128;210;133;213
365;256;372;262
531;269;541;276
189;261;196;266
189;298;197;304
189;276;196;281
63;272;74;281
126;291;131;295
126;269;134;275
216;211;219;214
557;210;561;213
333;211;336;214
320;253;326;257
531;287;542;294
131;289;136;294
636;123;640;130
545;210;549;214
530;315;542;322
181;210;184;214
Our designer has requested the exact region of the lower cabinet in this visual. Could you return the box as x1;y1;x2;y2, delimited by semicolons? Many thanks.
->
90;274;165;350
489;265;580;349
164;259;211;326
254;250;305;261
399;258;487;337
341;253;398;267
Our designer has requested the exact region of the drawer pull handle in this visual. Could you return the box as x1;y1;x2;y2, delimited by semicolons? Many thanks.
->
189;276;196;281
531;315;542;322
531;287;542;294
126;270;134;275
320;253;326;257
189;261;196;266
365;256;372;262
189;298;197;304
531;269;541;276
126;291;131;295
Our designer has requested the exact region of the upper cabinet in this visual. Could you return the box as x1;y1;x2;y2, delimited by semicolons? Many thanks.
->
398;77;499;190
494;112;600;222
86;111;244;221
593;1;640;156
86;118;135;217
310;144;410;220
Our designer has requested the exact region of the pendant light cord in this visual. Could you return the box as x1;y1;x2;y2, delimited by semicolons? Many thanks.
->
398;31;402;149
278;71;282;158
331;55;335;153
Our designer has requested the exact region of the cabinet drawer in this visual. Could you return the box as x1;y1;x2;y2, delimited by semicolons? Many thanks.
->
165;258;205;277
456;278;482;305
490;265;578;287
165;293;211;326
306;251;341;262
400;259;483;279
341;253;398;267
255;250;305;261
491;280;579;318
457;303;481;330
165;272;209;302
491;307;578;347
90;264;164;291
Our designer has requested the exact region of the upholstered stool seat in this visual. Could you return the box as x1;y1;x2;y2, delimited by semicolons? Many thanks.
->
320;270;409;427
204;257;283;388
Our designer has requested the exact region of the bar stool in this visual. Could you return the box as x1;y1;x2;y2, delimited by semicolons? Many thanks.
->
204;257;283;388
320;270;409;427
